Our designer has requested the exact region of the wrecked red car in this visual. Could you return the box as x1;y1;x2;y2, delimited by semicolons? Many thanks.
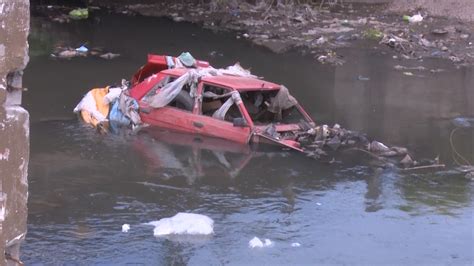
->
129;54;315;152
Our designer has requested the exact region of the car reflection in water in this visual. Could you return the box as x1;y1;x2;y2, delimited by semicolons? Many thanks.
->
133;127;277;184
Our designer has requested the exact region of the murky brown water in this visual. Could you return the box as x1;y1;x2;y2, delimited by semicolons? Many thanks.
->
22;14;473;265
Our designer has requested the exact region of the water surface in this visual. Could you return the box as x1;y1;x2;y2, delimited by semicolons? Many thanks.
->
23;14;473;265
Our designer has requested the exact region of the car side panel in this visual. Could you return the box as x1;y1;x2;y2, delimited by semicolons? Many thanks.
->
140;107;251;144
189;115;251;144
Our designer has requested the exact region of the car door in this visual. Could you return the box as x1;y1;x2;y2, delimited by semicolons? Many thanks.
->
139;75;203;135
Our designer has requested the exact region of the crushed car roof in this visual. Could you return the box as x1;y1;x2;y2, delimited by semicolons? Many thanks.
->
161;68;281;91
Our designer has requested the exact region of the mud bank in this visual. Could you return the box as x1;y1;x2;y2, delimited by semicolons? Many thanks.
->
34;1;474;66
389;0;474;22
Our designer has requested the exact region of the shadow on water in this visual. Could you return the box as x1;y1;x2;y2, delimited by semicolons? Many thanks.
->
22;14;473;265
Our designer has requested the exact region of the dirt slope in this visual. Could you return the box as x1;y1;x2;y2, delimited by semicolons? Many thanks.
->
389;0;474;22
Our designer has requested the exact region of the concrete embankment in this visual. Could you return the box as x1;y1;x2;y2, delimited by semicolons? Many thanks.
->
0;0;30;265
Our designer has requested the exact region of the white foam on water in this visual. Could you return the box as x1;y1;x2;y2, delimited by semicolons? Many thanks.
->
249;237;273;248
291;242;301;247
147;213;214;236
122;224;130;233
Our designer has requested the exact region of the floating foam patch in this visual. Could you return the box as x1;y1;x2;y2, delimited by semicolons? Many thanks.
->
122;224;130;233
148;213;214;236
249;237;273;248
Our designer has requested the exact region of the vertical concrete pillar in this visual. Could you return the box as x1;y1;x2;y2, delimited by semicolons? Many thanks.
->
0;0;30;265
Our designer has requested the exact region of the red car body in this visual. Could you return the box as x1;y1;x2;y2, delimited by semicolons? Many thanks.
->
129;54;315;152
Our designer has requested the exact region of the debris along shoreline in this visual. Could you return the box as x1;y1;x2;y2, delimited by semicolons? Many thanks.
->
300;123;445;171
34;2;474;66
73;52;450;174
51;44;121;60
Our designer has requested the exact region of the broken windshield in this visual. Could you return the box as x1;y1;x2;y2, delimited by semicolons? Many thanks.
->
240;89;303;125
201;84;244;123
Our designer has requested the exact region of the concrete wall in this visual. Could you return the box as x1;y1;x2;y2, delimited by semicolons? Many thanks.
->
0;0;30;265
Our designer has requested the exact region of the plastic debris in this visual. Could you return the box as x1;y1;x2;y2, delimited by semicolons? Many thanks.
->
56;49;78;59
400;154;414;168
177;52;196;67
69;8;89;20
73;87;110;126
147;213;214;236
291;242;301;247
394;65;426;71
100;52;121;60
407;13;423;23
103;87;124;105
122;224;130;232
75;45;88;53
419;38;434;48
317;51;345;65
316;36;327;45
452;117;474;128
368;141;390;153
52;46;120;60
249;237;273;248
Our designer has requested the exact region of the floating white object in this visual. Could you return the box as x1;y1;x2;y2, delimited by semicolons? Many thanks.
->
409;13;423;23
148;213;214;236
122;224;130;233
264;239;273;246
103;88;124;104
249;237;263;248
249;237;273;248
75;45;88;53
291;242;301;247
316;202;322;206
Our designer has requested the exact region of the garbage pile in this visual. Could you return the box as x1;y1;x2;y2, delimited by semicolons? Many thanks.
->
299;123;444;171
69;8;88;20
51;45;120;60
73;79;141;134
120;2;474;66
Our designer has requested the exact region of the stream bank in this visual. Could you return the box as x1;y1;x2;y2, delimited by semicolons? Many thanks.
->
33;1;474;66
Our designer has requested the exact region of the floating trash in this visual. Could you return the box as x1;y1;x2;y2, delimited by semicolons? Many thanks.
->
122;224;130;233
75;45;88;53
69;8;89;20
147;213;214;236
249;237;273;248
